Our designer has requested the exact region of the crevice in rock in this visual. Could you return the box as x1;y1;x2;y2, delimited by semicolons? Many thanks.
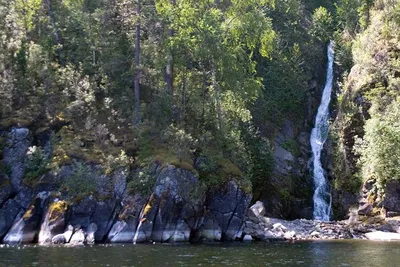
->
101;201;123;243
222;186;240;241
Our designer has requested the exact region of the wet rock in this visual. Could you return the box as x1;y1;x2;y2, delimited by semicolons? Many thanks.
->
51;224;75;244
63;225;74;243
170;219;191;242
297;132;310;149
3;128;31;191
243;234;253;241
86;223;97;244
273;144;294;176
51;234;66;244
3;193;49;244
91;199;120;242
0;199;23;240
199;216;222;241
107;194;146;243
14;188;34;209
38;200;69;244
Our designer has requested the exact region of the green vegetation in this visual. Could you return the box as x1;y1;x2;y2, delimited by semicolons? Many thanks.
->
357;99;400;184
63;161;96;196
24;146;49;185
2;0;377;200
331;1;400;193
47;201;69;223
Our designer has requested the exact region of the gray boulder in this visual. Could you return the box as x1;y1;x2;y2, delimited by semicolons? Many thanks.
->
69;229;86;245
51;234;66;244
365;231;400;241
52;225;74;244
248;201;266;218
63;225;74;243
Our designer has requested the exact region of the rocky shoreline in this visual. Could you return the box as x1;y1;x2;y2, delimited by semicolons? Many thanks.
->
243;201;400;242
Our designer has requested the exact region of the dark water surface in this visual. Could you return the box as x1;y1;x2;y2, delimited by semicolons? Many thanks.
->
0;240;399;267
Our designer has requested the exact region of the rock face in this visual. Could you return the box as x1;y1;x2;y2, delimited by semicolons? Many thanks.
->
38;200;69;244
3;128;31;190
384;181;400;214
0;199;23;240
108;165;252;244
263;121;313;219
106;194;146;243
0;127;253;245
151;165;205;242
203;181;252;241
3;193;49;244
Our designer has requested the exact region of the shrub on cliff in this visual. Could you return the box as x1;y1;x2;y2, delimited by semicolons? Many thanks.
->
356;98;400;184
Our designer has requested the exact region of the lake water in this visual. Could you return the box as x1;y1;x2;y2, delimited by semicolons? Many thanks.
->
0;241;398;266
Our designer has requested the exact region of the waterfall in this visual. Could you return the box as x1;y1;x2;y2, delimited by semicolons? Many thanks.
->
132;219;143;244
311;41;334;221
133;205;146;244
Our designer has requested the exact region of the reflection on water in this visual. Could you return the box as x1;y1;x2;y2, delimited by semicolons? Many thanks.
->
0;240;399;267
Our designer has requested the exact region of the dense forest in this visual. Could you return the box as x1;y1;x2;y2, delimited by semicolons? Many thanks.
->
0;0;399;227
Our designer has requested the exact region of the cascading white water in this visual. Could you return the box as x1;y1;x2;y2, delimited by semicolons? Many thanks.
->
311;41;334;221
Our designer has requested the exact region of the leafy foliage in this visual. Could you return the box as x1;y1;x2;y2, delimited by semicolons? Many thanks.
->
63;161;96;196
356;98;400;184
24;146;49;184
0;0;334;195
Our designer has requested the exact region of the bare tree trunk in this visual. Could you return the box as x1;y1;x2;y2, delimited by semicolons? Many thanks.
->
180;63;187;123
134;0;141;125
44;0;63;65
201;62;207;127
165;0;176;97
211;60;223;132
165;52;173;95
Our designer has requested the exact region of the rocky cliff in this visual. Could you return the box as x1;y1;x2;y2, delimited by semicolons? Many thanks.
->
0;127;251;245
328;5;400;220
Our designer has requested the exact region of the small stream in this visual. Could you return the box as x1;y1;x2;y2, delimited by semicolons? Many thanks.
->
0;241;399;266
